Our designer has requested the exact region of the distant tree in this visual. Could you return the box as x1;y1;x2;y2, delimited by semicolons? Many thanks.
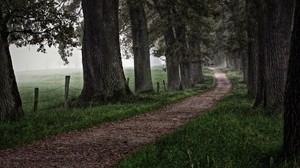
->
152;0;218;89
127;0;154;93
283;0;300;157
253;0;294;108
223;0;247;72
79;0;132;102
186;0;218;85
0;0;80;120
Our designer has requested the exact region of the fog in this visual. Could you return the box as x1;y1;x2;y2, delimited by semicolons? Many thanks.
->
10;45;164;73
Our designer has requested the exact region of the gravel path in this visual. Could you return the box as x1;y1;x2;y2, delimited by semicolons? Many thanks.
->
0;68;232;168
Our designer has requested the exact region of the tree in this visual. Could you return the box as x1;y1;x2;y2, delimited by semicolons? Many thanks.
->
186;0;219;85
127;0;154;93
174;4;192;89
153;0;181;91
0;0;79;120
223;0;247;72
0;34;21;120
282;0;300;158
79;0;132;102
245;0;258;97
253;0;294;108
188;24;203;85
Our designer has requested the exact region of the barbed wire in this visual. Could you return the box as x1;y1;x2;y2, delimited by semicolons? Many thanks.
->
39;85;64;93
70;87;82;91
39;94;65;103
21;84;81;110
21;91;34;96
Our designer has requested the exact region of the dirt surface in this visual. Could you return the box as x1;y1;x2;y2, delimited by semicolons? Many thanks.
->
0;68;232;168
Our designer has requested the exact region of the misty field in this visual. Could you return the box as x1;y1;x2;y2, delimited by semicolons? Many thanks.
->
16;66;168;112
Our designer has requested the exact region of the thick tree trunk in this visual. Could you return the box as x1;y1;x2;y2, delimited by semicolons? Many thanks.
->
253;1;266;107
0;34;24;120
127;0;154;93
165;27;181;91
254;0;294;108
79;0;131;102
153;0;181;91
246;0;258;97
189;36;203;85
176;25;192;89
283;0;300;157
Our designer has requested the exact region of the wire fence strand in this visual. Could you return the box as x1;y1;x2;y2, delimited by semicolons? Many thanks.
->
39;85;64;93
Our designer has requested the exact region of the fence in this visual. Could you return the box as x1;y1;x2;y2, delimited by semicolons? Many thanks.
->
21;75;82;113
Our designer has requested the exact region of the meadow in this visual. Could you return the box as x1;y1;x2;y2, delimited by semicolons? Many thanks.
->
0;67;214;150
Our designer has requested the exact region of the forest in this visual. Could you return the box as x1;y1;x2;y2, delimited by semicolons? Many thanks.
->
0;0;300;167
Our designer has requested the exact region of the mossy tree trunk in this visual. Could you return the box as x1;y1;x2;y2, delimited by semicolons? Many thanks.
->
246;0;258;98
254;0;294;108
176;25;192;89
188;25;203;85
80;0;132;102
127;0;154;93
0;33;24;121
153;0;181;91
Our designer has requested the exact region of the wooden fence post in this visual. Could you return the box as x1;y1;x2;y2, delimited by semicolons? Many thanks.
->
33;87;39;112
157;82;160;92
64;75;71;108
163;80;166;91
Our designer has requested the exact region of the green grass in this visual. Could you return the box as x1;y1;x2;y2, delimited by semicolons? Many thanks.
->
115;70;284;168
0;67;214;150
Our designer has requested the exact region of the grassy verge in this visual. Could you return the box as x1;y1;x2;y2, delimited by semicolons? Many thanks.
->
115;70;284;168
0;68;214;150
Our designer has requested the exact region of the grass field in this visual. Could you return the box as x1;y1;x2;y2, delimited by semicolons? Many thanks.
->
16;66;168;112
115;70;286;168
0;67;214;150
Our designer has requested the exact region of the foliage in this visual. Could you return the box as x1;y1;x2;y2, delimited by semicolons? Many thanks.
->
118;0;220;63
0;68;214;150
116;70;284;168
119;0;134;59
214;0;248;59
0;0;81;63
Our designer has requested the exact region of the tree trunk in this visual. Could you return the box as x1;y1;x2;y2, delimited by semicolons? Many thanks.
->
246;0;258;97
283;0;300;157
79;0;131;102
0;33;24;120
254;0;294;108
176;25;192;89
214;25;226;66
165;27;181;91
189;35;203;85
153;0;181;91
241;52;248;83
127;0;154;93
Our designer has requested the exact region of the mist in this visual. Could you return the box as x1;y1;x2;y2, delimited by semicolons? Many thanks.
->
10;45;164;73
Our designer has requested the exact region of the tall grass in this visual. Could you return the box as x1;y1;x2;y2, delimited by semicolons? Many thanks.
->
0;67;214;150
116;70;284;168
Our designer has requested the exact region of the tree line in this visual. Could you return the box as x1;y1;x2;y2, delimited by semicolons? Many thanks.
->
1;0;300;160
